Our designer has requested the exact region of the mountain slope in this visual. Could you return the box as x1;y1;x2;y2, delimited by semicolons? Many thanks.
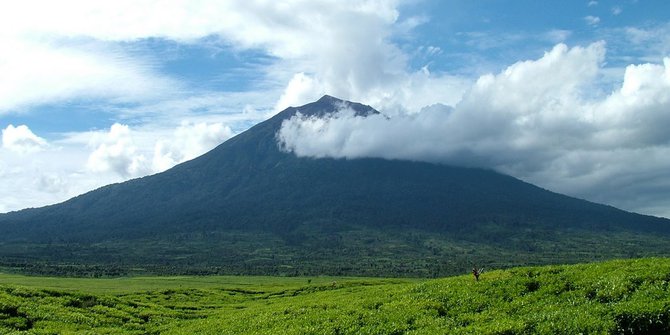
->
1;95;669;276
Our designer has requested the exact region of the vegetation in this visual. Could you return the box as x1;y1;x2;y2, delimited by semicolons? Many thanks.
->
2;228;670;278
1;258;669;334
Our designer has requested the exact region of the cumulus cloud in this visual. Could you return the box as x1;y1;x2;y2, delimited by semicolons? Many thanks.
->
275;73;325;113
86;123;150;177
0;119;236;213
152;121;233;172
1;124;48;153
278;43;670;217
279;43;605;165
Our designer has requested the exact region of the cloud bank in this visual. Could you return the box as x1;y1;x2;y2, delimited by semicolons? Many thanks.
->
278;43;670;216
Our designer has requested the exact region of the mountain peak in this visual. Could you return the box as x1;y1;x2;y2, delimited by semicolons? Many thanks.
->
287;95;378;118
316;94;341;103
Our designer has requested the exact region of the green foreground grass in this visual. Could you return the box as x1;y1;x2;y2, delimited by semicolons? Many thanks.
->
1;258;669;334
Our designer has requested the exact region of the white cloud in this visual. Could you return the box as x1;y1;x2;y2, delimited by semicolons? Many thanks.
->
0;0;467;120
611;6;622;15
86;123;150;177
274;73;325;112
584;16;601;26
0;36;178;113
210;0;468;115
278;43;670;217
545;29;572;43
0;142;100;212
1;124;47;153
0;1;421;115
0;1;240;42
0;0;392;48
0;119;238;213
36;173;69;194
152;121;233;172
279;43;605;164
622;24;670;60
587;1;598;7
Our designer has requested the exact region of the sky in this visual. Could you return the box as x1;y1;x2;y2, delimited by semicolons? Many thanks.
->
1;1;670;218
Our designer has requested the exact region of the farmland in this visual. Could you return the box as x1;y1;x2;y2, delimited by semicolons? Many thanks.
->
1;258;669;334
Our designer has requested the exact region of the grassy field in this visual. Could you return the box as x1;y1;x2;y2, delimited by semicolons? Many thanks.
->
1;258;669;334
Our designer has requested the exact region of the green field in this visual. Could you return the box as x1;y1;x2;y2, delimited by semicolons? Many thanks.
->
1;258;669;334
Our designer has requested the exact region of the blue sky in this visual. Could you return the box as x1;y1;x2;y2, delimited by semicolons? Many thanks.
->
1;0;670;217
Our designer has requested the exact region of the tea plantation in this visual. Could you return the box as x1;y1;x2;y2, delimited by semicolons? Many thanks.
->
1;258;669;334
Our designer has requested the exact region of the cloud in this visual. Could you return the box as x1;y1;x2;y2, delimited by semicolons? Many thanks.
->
0;1;249;42
275;73;325;113
0;119;237;213
279;43;605;165
611;6;622;15
0;0;471;123
587;1;598;7
207;1;467;115
152;121;233;172
0;1;432;117
36;173;69;194
278;43;670;217
545;29;572;43
0;37;178;113
86;123;150;177
1;124;47;153
0;141;95;213
621;23;670;60
584;16;601;26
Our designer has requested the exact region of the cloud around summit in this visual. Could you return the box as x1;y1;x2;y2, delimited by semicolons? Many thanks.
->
278;42;670;216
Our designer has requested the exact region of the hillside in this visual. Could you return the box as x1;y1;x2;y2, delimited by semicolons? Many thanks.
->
0;96;670;276
0;258;669;334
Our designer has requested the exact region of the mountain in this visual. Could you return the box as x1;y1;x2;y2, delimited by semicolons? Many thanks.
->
1;95;670;277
